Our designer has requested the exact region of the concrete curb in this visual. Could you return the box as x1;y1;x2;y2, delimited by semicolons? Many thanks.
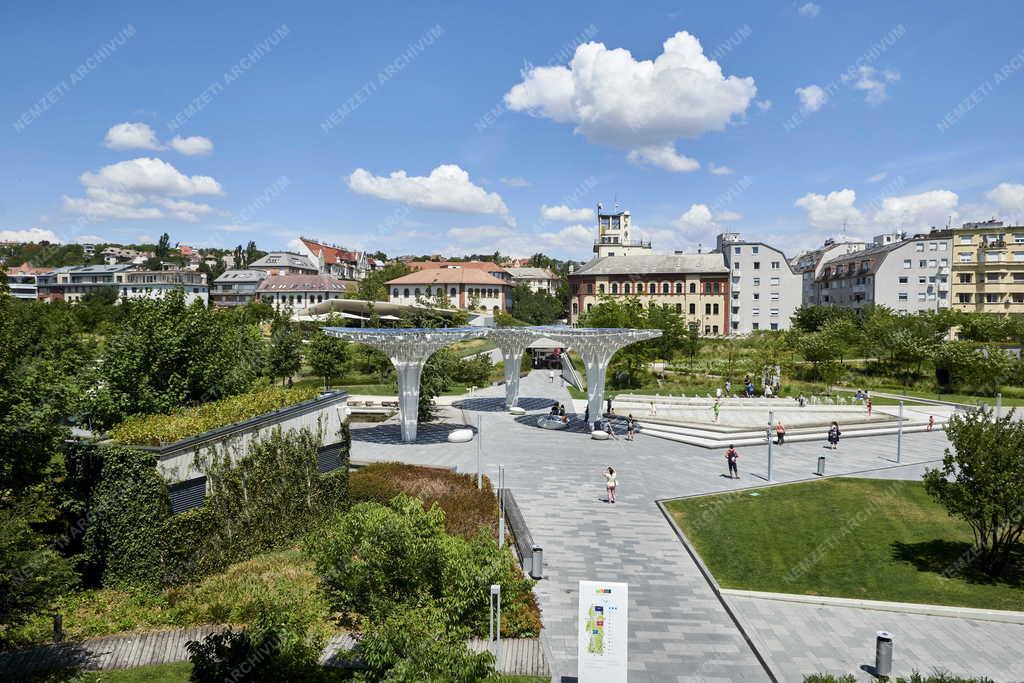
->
720;589;1024;625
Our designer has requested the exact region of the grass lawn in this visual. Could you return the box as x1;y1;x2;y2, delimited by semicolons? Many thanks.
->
665;478;1024;611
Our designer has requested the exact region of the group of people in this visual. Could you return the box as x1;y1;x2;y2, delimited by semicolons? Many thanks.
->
548;402;569;424
720;375;778;399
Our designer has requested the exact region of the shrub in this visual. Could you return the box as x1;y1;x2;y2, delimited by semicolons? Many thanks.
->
304;496;537;637
355;602;493;682
109;384;319;446
82;447;170;590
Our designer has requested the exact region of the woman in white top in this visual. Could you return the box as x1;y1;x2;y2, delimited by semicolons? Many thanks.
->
604;466;617;503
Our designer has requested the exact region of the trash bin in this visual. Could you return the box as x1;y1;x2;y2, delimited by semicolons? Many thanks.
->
816;456;826;476
530;545;543;579
875;631;893;677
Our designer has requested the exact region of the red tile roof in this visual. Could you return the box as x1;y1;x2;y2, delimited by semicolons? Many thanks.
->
301;238;359;264
406;260;509;275
386;268;510;286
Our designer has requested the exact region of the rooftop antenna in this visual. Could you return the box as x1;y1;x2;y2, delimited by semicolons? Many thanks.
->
613;193;620;212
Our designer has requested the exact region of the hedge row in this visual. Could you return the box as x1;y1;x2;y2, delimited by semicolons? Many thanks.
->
108;384;319;446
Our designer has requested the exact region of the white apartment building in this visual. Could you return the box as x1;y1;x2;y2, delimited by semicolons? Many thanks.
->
791;239;867;306
593;209;652;257
119;270;209;305
715;233;802;333
815;232;952;313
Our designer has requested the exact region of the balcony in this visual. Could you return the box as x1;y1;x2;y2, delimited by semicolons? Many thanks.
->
593;239;650;249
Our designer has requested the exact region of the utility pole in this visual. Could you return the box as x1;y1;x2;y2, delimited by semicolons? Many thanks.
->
896;400;903;463
767;409;775;481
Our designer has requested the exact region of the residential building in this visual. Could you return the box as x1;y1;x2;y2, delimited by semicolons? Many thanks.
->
296;237;369;280
505;266;561;294
211;269;267;307
3;262;51;300
36;264;136;303
118;270;208;305
406;260;512;283
715;233;802;333
593;209;652;257
791;239;867;306
568;253;730;334
257;274;347;311
81;243;96;257
950;220;1024;314
815;231;951;314
387;267;512;312
101;246;150;262
248;252;318;276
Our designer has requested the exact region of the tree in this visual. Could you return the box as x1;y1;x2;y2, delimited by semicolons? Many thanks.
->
307;331;348;390
510;284;563;325
155;232;171;259
267;314;302;385
350;262;411;302
419;349;458;421
0;512;76;635
923;408;1024;577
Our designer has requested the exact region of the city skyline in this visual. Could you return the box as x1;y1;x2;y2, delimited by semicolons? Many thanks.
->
4;1;1024;261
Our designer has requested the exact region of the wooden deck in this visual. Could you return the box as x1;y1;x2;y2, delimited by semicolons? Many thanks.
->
0;628;549;678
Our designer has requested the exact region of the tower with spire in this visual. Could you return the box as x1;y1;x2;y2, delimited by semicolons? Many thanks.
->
593;203;652;257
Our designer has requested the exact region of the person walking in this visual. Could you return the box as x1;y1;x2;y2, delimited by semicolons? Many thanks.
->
927;415;935;431
775;421;786;446
713;399;721;423
604;466;618;503
548;370;555;383
626;414;636;441
866;397;873;417
725;445;739;479
725;379;732;395
827;421;841;449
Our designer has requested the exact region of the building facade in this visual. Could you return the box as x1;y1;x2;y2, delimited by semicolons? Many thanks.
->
118;270;209;305
249;252;319;276
296;237;369;280
950;220;1024;314
505;266;561;294
257;274;347;311
405;260;512;283
568;254;730;334
791;239;867;306
211;269;267;307
3;262;51;300
387;268;512;312
815;232;951;314
36;264;136;303
593;209;651;257
715;233;802;333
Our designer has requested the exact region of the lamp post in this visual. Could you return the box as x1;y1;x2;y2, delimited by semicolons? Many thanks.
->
896;400;903;463
489;584;502;671
767;409;775;481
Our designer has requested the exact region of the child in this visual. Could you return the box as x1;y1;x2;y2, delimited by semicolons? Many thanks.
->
725;445;739;479
604;467;617;503
828;421;841;449
927;415;935;431
713;399;721;423
626;414;636;441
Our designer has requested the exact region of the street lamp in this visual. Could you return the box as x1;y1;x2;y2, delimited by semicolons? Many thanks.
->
489;584;502;671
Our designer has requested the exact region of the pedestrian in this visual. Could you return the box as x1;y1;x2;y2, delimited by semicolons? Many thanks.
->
604;421;619;440
866;397;873;417
626;414;636;440
775;421;786;446
927;415;935;431
716;386;722;399
764;384;774;398
797;393;806;408
650;401;657;416
604;466;617;503
584;405;590;424
725;379;732;395
713;399;721;423
725;445;739;479
828;421;841;449
607;397;613;415
548;370;554;383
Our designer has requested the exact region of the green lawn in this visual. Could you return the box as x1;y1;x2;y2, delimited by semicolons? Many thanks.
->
666;478;1024;611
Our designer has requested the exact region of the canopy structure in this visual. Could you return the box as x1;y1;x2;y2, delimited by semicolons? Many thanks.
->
528;327;662;428
322;327;488;441
487;328;549;409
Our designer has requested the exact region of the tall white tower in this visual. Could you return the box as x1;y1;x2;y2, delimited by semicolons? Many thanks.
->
593;206;651;257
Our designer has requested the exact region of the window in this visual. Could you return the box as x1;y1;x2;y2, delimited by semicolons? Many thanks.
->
752;277;761;286
1014;293;1024;304
752;307;760;316
957;293;971;304
732;275;740;285
732;321;739;330
753;292;760;300
903;259;911;268
675;282;683;294
940;258;948;266
450;287;456;296
662;282;670;294
986;272;1002;282
587;283;594;294
770;322;779;330
959;235;972;245
983;252;1001;263
770;292;780;300
636;283;644;293
623;283;631;294
598;283;605;294
611;283;618;294
928;242;937;251
916;242;924;251
939;242;948;250
769;308;779;316
918;276;927;284
713;303;719;315
1015;233;1024;244
927;259;936;268
689;282;696;294
705;303;712;314
733;261;741;271
752;246;759;254
689;303;696;314
918;292;926;301
898;276;908;284
986;293;1002;304
753;261;761;270
1014;273;1024;283
1014;252;1024;262
771;261;780;269
770;277;780;286
675;303;682;312
734;246;741;254
752;322;760;330
959;253;973;263
898;292;908;301
919;260;927;268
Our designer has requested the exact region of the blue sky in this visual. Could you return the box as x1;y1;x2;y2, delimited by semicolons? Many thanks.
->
3;1;1024;260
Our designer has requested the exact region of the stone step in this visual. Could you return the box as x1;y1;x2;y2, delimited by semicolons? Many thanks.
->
636;420;946;449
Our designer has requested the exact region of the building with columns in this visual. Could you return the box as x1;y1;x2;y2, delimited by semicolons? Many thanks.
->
568;253;730;334
387;267;512;312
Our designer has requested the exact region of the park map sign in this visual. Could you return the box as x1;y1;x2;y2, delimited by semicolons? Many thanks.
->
577;580;629;682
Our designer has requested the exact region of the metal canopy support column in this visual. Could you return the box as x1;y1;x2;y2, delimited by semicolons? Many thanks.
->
489;329;541;410
321;327;489;442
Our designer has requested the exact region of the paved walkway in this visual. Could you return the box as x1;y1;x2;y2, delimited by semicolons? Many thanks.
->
349;370;1024;682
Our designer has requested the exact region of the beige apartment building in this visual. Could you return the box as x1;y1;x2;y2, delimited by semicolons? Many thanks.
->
950;220;1024;315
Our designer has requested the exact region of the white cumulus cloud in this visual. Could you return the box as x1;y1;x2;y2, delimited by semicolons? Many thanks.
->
104;122;164;151
541;204;594;222
986;182;1024;210
795;85;827;112
674;204;717;232
0;227;63;243
348;164;513;225
710;163;733;176
169;135;214;156
627;145;700;173
795;189;861;229
852;66;900;105
874;190;958;228
504;31;756;170
798;2;821;17
499;176;530;187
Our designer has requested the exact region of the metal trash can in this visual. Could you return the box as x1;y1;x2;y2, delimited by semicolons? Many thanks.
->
816;456;826;476
875;631;893;676
530;545;543;579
